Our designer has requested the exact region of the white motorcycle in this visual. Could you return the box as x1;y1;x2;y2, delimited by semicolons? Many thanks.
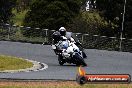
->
54;38;87;66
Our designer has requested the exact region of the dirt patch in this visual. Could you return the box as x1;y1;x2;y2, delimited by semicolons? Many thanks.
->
0;81;131;88
0;81;79;87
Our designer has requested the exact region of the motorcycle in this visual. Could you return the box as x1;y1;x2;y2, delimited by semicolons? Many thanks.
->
54;38;87;66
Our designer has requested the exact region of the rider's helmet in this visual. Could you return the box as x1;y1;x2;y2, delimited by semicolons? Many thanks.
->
59;27;66;36
52;31;61;42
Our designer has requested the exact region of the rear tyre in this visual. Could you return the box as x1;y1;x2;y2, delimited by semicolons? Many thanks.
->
58;55;64;65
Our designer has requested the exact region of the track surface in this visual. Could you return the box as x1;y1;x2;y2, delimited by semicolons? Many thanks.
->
0;41;132;80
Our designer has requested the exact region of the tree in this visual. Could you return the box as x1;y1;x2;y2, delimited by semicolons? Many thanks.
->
96;0;124;36
96;0;124;22
67;11;108;35
124;0;132;38
96;0;132;38
23;0;85;36
0;0;16;23
16;0;32;12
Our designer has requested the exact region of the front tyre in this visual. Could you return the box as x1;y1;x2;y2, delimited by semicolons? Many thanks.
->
58;55;64;65
74;53;87;66
79;58;87;66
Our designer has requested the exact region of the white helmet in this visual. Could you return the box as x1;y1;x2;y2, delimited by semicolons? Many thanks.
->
59;27;66;36
59;27;66;31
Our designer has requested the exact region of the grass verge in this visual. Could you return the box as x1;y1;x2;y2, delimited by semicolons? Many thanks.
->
0;81;131;88
0;55;33;71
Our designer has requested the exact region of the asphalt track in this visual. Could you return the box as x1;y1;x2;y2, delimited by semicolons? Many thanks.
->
0;41;132;81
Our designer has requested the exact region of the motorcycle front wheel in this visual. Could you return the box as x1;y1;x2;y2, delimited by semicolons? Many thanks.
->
58;55;65;65
74;53;87;66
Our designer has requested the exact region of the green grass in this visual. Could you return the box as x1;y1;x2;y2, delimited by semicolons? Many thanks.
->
11;9;28;26
0;55;33;71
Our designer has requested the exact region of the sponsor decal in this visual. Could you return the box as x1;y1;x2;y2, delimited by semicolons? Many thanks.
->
76;66;131;84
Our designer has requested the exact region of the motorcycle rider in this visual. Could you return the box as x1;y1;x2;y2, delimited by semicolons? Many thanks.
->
59;27;76;42
52;31;61;44
52;27;71;54
52;27;68;44
52;30;62;55
57;27;87;58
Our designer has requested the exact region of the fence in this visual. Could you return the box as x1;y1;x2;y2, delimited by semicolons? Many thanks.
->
0;23;132;52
